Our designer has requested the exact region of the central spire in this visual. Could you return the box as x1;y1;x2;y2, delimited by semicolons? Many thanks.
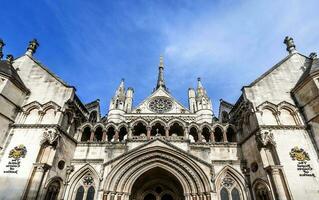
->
156;56;167;91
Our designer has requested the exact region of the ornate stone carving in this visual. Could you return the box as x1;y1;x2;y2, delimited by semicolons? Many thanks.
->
83;174;94;186
9;144;27;159
256;130;276;147
148;97;173;113
40;128;61;146
289;146;310;161
221;175;235;188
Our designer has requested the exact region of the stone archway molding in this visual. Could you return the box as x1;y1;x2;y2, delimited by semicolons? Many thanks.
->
103;139;213;200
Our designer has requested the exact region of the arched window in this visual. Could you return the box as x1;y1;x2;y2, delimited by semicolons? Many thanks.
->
220;187;229;200
214;127;224;142
219;174;242;200
44;180;60;200
107;127;115;142
25;108;39;124
254;182;271;200
86;186;95;200
75;186;84;200
169;123;184;136
231;188;240;200
151;123;165;136
189;127;198;142
73;173;96;200
119;127;127;142
262;108;277;125
81;127;91;142
42;108;56;124
226;127;236;142
94;127;103;141
279;109;296;125
202;127;211;142
133;122;147;136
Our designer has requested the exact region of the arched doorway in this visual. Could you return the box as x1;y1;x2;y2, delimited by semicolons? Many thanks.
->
130;167;184;200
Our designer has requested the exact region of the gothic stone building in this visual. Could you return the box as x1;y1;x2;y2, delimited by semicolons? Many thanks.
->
0;37;318;200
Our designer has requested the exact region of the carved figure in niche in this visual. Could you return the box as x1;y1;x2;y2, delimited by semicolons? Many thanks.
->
290;146;310;161
41;128;61;146
256;130;276;147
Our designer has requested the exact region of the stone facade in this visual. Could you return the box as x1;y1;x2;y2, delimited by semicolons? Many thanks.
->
0;37;318;200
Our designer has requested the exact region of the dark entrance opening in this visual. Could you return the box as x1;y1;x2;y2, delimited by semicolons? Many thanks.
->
130;167;184;200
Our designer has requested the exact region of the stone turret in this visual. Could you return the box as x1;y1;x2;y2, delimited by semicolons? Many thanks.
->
124;87;134;113
194;78;213;123
108;79;127;123
109;79;126;110
188;88;196;113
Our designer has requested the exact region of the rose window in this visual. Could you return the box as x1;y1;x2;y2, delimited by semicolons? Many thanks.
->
148;97;173;113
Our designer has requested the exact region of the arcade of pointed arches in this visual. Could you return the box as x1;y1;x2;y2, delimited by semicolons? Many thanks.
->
78;119;237;144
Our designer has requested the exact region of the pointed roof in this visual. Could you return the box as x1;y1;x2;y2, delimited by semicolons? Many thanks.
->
155;56;167;91
132;86;190;113
196;77;208;98
113;79;126;100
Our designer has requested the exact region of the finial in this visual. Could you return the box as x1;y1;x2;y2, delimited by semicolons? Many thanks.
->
197;77;201;82
6;54;14;64
283;36;297;54
26;39;39;56
0;39;5;60
159;55;164;68
309;52;317;60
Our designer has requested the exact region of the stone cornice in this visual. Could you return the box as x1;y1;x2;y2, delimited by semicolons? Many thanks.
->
10;124;77;144
238;125;307;145
71;159;104;163
211;160;241;165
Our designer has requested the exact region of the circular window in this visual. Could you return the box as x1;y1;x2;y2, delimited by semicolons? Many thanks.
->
251;162;258;173
148;97;173;113
57;160;65;170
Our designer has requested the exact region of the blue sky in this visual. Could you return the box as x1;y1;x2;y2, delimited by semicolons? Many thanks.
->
1;0;319;115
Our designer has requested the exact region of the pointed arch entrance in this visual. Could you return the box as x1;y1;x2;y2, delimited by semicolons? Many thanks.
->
103;140;212;200
131;167;183;200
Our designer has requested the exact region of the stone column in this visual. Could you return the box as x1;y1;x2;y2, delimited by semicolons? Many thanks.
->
128;125;133;140
210;131;215;143
102;130;107;141
60;165;74;199
266;165;288;200
184;127;189;140
223;129;227;142
165;127;170;138
114;130;119;142
90;131;95;142
26;163;50;199
147;127;151;140
198;130;203;142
